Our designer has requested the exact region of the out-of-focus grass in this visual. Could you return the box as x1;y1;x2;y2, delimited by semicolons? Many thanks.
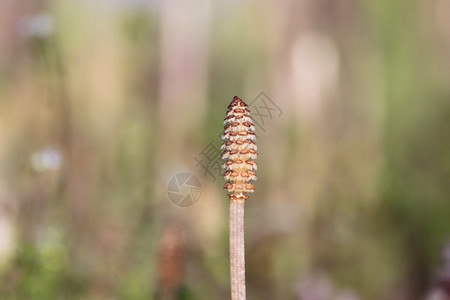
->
0;0;449;299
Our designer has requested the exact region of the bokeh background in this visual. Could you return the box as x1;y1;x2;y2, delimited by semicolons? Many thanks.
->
1;0;450;299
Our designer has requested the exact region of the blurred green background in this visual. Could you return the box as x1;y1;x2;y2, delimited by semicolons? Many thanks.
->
0;0;450;299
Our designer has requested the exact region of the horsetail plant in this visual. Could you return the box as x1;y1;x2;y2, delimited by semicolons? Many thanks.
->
222;96;257;300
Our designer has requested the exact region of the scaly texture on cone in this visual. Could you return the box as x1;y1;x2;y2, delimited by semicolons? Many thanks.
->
221;96;257;201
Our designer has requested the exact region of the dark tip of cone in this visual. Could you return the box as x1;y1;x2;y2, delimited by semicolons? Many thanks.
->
229;96;248;108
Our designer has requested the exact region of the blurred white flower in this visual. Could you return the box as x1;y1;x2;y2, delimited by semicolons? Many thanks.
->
31;147;62;172
291;31;340;119
17;14;54;38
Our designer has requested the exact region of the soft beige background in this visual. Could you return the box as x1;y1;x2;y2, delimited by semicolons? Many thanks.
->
0;0;449;299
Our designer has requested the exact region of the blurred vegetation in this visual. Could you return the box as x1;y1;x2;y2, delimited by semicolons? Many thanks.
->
0;0;449;299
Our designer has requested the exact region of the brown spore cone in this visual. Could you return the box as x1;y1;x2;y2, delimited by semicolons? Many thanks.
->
221;96;257;201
